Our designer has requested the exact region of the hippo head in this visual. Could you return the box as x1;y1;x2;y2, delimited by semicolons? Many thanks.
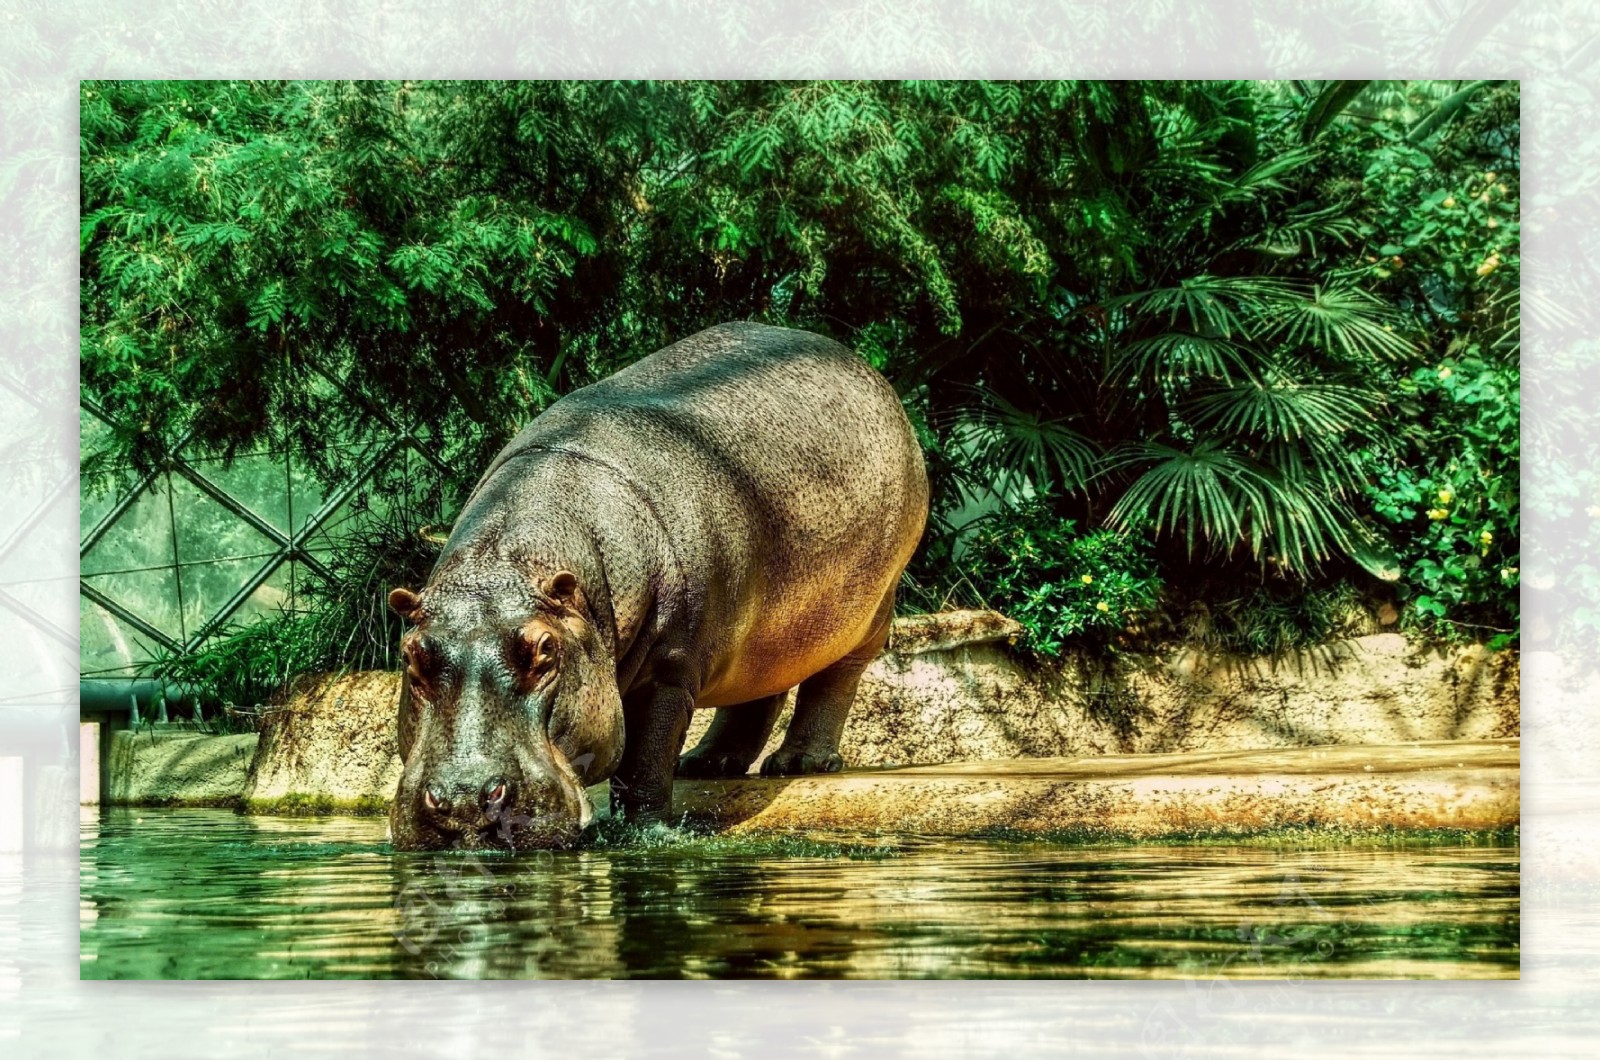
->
385;570;624;851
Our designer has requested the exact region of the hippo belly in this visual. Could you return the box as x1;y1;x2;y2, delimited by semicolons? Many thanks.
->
695;570;899;709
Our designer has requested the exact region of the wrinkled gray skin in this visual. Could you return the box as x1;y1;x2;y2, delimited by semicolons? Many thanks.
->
387;322;928;850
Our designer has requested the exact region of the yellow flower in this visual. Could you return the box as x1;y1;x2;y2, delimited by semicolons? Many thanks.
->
1096;601;1110;613
1500;567;1517;580
1442;196;1457;208
1437;488;1453;504
1081;574;1093;585
1427;508;1450;521
1486;217;1499;229
1479;530;1493;545
1438;366;1453;380
1476;254;1500;277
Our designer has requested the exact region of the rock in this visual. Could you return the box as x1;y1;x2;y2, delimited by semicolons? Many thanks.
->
114;728;1521;838
240;672;402;815
886;609;1023;655
689;622;1520;771
217;612;1519;814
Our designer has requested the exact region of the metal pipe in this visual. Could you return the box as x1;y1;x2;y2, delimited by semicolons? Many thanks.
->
80;678;203;717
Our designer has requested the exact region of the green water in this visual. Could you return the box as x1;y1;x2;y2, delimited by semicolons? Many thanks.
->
79;809;1519;979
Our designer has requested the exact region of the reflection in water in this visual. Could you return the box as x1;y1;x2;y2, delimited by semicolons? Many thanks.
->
79;809;1519;979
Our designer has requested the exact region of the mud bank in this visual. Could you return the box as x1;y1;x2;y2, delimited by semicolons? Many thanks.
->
671;739;1520;836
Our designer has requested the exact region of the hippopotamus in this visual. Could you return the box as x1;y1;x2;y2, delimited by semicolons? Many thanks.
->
385;322;928;850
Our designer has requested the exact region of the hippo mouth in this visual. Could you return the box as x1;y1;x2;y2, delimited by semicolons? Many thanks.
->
472;776;594;852
389;741;595;853
392;795;590;853
468;803;589;852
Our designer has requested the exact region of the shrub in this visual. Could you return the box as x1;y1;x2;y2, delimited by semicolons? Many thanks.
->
958;502;1162;656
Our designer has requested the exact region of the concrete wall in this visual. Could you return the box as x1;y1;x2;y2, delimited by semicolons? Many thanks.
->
105;729;258;806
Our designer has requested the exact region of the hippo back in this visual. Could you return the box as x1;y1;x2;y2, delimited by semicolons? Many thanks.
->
483;321;929;705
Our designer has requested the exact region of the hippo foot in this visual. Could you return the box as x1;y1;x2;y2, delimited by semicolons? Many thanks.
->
759;748;844;777
626;819;688;843
593;814;693;847
676;750;756;779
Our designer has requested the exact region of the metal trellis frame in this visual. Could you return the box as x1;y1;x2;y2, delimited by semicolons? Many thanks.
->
79;397;434;672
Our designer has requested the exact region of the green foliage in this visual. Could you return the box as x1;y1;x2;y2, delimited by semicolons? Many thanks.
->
1341;80;1520;641
146;616;320;713
290;503;443;672
80;80;654;491
1366;358;1519;643
80;79;1520;688
958;503;1162;656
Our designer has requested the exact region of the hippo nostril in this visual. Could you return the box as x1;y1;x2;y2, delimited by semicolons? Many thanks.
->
480;776;512;813
423;785;449;814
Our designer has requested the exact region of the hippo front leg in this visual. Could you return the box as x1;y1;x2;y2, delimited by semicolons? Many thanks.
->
611;683;694;824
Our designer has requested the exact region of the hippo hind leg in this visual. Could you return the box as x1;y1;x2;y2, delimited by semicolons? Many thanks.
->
761;592;893;777
677;694;787;778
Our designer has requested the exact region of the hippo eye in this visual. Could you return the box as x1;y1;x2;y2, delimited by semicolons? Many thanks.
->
403;636;439;688
512;627;559;685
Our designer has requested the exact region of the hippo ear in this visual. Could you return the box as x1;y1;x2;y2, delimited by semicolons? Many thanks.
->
388;587;423;620
543;570;580;606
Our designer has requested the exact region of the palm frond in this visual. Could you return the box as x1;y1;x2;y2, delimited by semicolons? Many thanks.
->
1104;440;1271;557
1230;145;1321;192
1105;437;1393;574
1261;283;1416;362
1245;201;1363;259
1110;332;1254;387
1171;145;1318;219
949;387;1101;499
1255;437;1369;498
1240;479;1395;578
1243;480;1345;570
1188;375;1380;442
1169;146;1323;239
1108;275;1299;339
